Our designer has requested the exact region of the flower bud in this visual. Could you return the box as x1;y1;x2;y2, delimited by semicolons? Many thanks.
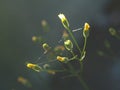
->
83;22;90;38
42;43;51;52
57;56;68;63
58;13;69;30
64;40;73;51
27;63;42;72
84;23;90;31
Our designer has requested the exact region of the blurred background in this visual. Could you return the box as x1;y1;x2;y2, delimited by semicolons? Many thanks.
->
0;0;120;90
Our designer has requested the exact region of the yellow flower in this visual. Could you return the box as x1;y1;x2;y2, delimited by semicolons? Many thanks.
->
84;23;90;31
26;63;42;72
83;22;90;38
58;13;69;29
27;63;36;68
57;56;68;62
58;14;66;22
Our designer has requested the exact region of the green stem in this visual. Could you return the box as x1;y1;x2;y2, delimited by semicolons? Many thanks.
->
50;69;66;72
67;28;82;54
82;36;87;56
77;74;90;90
65;27;89;90
78;36;89;90
80;61;83;73
67;62;74;73
67;62;89;90
70;50;75;56
79;36;87;62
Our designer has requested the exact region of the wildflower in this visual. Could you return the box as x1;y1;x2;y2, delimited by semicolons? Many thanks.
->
26;63;42;72
83;22;90;38
64;40;73;51
58;13;69;30
42;43;51;53
84;23;90;31
57;56;68;63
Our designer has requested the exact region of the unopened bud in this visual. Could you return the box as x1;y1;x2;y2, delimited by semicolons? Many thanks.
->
57;56;68;63
42;43;51;52
83;22;90;38
27;63;42;72
58;13;69;30
64;40;73;51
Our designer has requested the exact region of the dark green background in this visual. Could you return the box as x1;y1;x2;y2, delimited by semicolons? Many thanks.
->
0;0;120;90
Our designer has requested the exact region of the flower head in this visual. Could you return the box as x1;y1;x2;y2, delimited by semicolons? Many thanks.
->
58;13;69;29
64;40;73;51
27;63;36;68
58;14;66;22
57;56;68;63
84;23;90;31
26;63;42;72
42;43;51;53
83;22;90;38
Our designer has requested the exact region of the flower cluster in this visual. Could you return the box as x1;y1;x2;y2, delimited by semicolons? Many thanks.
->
26;13;90;90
